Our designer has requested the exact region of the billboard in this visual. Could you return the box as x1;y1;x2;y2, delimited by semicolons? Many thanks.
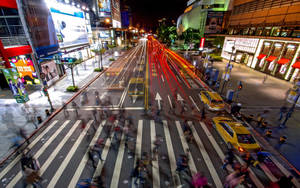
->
205;11;224;34
50;6;89;48
2;68;29;103
18;0;59;58
99;0;111;12
41;60;59;86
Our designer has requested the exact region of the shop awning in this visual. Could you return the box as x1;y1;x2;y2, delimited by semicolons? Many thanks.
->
292;61;300;69
266;56;277;62
257;54;267;60
277;58;290;65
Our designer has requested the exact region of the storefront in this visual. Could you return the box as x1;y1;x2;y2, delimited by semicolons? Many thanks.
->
264;42;284;74
222;36;300;82
255;41;272;70
221;37;259;66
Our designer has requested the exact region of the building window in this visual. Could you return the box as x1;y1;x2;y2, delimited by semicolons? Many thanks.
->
292;29;300;38
255;27;263;36
271;27;281;37
249;27;256;35
280;28;292;37
262;27;272;36
242;28;249;35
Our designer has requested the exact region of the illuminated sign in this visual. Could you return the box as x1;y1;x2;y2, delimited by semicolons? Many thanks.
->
200;38;205;50
49;4;89;48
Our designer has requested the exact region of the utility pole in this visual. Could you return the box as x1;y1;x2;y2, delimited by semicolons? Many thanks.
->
280;88;300;128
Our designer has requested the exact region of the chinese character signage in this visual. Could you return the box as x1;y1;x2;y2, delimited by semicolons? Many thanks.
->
2;68;29;103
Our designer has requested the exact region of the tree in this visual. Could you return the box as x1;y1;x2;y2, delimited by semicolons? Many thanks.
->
91;48;106;70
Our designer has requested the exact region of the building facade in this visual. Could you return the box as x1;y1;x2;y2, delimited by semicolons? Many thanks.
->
220;0;300;82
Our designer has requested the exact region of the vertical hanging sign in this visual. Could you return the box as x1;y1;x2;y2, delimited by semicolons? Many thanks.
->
2;68;29;103
200;37;205;50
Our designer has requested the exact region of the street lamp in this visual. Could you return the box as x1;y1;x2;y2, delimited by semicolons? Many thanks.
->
280;88;300;128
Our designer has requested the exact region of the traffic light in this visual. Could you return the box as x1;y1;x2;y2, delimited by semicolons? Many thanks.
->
238;81;243;91
43;87;49;96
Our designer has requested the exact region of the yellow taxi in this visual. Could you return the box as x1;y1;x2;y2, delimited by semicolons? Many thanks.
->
128;78;145;96
212;117;261;153
200;91;225;111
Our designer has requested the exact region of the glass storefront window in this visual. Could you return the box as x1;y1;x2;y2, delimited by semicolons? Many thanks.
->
249;27;256;35
255;27;263;36
262;27;272;36
271;27;281;37
242;28;249;35
280;28;292;37
292;29;300;38
228;28;234;35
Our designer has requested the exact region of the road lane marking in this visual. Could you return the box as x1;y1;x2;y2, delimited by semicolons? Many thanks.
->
7;120;79;187
188;121;222;187
189;96;200;111
259;163;278;182
235;155;264;188
48;120;94;187
175;121;197;175
199;122;233;172
167;95;173;109
0;120;58;181
68;120;106;188
110;127;127;188
163;120;180;186
131;120;143;187
150;120;160;188
161;75;164;82
268;156;300;187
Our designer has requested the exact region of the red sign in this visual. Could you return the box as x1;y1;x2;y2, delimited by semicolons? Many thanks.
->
200;38;205;50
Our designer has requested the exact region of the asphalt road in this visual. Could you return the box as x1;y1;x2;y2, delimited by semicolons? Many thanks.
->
0;39;298;188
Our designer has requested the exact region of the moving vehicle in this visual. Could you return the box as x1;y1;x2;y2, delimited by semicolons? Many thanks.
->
128;78;145;97
200;91;225;111
212;117;261;153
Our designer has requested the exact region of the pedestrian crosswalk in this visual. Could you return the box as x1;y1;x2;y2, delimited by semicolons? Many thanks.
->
0;118;297;188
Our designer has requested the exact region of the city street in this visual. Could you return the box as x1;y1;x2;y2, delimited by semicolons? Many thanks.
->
0;38;298;188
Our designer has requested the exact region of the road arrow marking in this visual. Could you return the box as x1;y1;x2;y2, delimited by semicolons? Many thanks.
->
155;93;162;110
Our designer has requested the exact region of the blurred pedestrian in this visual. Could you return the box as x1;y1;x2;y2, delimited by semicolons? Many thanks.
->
176;154;189;174
87;147;97;169
62;102;69;117
191;172;208;188
21;152;42;188
278;106;287;121
72;101;79;117
201;107;206;120
222;149;235;170
277;175;294;188
262;74;268;84
19;128;30;145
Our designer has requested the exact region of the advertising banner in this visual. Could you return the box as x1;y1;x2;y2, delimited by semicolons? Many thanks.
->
19;0;59;58
99;0;111;12
9;55;39;85
205;11;224;34
2;68;29;103
50;6;89;48
41;60;59;86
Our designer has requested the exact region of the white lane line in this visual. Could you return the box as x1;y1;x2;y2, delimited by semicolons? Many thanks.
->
175;121;197;175
7;120;78;187
198;93;202;102
0;120;58;180
161;75;165;82
68;120;106;188
131;120;143;187
189;96;200;111
235;155;264;188
167;95;173;109
150;120;160;188
163;120;180;186
199;122;233;172
110;128;127;188
268;156;300;187
48;120;94;187
187;121;222;187
259;163;278;182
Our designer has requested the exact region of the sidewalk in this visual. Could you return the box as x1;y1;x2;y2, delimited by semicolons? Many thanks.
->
0;51;122;160
212;61;300;173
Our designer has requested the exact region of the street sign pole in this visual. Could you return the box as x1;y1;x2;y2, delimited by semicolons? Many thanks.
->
280;88;300;128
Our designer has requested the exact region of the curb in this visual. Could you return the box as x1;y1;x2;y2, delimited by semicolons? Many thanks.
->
0;68;108;166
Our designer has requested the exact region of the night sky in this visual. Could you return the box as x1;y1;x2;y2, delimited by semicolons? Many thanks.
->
122;0;187;31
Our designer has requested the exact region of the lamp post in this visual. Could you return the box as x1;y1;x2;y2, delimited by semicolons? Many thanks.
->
280;88;300;128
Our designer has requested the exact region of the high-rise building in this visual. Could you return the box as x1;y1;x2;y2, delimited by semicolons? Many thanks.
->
177;0;232;36
220;0;300;82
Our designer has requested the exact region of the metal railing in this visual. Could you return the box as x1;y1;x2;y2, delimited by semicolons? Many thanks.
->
0;35;29;47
